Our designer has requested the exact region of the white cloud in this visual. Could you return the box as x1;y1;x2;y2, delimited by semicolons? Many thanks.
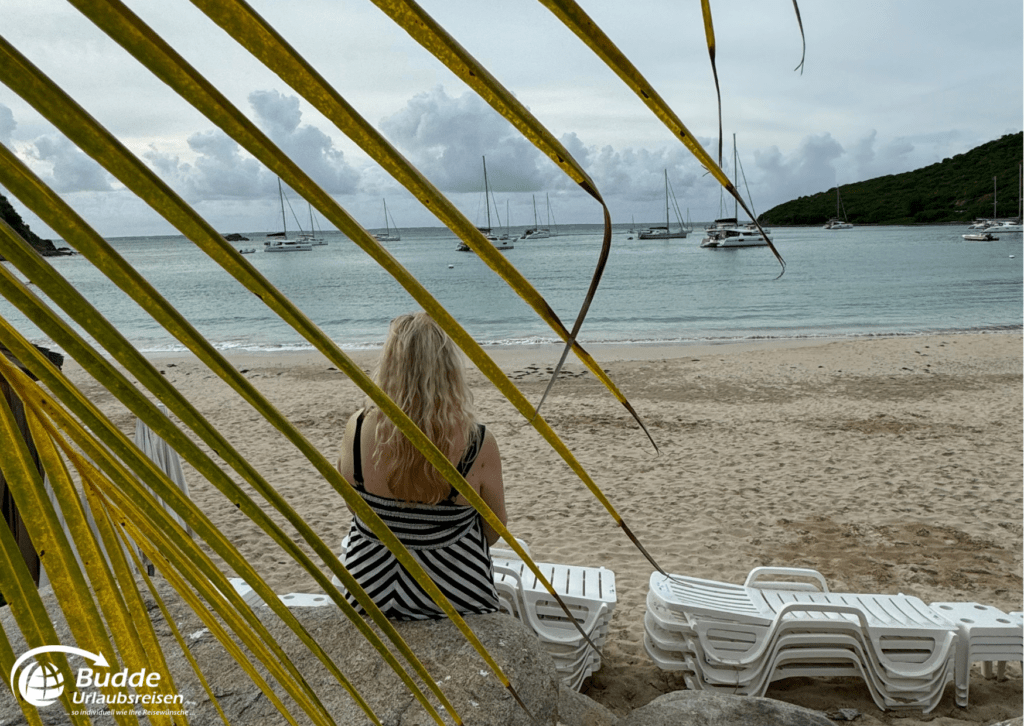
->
380;86;551;193
26;134;113;193
0;105;15;146
139;90;361;202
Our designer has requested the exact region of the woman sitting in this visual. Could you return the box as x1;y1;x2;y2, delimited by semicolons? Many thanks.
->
336;312;507;620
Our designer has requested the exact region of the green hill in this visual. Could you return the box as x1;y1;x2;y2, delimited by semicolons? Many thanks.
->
760;132;1023;226
0;193;74;258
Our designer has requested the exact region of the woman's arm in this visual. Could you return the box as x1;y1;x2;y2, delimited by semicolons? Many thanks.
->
336;410;361;515
471;429;507;546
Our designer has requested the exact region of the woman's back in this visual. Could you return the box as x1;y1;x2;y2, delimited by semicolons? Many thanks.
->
334;312;508;620
338;408;504;620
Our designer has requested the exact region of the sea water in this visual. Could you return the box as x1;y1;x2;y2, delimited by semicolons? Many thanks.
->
1;224;1021;354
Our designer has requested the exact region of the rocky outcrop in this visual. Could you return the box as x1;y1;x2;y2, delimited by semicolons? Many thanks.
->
1;578;599;725
0;192;74;258
618;691;835;726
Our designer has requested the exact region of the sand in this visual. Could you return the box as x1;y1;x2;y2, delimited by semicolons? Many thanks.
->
63;332;1022;725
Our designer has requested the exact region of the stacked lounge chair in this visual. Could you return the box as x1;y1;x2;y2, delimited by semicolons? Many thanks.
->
491;542;616;690
644;567;1022;712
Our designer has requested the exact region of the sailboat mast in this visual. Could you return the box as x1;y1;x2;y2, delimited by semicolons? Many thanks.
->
382;198;389;236
482;156;492;229
278;178;287;236
993;176;997;218
663;167;671;229
533;195;539;227
733;134;738;220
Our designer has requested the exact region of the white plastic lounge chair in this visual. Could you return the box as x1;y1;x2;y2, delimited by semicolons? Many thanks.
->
646;568;961;712
489;536;531;561
493;557;616;621
492;554;616;691
651;571;957;676
931;602;1024;706
228;577;263;607
492;561;611;646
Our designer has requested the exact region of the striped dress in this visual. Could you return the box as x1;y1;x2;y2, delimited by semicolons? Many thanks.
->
342;412;499;620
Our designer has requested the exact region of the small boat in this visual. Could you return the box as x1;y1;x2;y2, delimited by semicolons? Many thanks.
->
238;247;256;254
962;232;997;241
263;179;313;252
458;157;514;252
638;170;689;239
373;198;401;242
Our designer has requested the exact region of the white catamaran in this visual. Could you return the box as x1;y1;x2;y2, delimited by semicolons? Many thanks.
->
701;136;771;249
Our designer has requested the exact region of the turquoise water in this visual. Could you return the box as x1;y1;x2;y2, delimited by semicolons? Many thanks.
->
2;224;1021;353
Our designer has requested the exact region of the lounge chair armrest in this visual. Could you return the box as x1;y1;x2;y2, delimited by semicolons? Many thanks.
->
745;567;829;592
490;536;531;561
702;602;872;667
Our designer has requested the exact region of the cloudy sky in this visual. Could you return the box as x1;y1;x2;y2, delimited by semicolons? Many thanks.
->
2;0;1022;237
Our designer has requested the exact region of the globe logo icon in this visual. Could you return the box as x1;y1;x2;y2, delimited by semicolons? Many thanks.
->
18;661;64;708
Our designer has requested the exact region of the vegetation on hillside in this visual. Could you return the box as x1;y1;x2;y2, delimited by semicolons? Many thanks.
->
0;192;69;257
761;132;1023;226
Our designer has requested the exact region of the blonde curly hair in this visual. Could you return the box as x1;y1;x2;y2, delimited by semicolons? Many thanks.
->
368;312;477;503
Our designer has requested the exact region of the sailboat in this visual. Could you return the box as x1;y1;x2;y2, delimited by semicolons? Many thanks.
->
519;194;552;240
458;157;514;252
701;135;771;248
823;185;853;229
639;170;689;239
264;179;313;252
300;203;328;245
966;167;1023;235
373;199;401;242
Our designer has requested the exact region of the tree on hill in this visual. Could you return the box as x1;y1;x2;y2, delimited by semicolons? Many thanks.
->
761;132;1023;226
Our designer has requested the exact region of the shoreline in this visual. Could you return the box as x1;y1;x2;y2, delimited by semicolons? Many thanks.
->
136;328;1022;369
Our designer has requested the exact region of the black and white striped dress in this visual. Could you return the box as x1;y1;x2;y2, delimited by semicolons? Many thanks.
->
342;412;499;620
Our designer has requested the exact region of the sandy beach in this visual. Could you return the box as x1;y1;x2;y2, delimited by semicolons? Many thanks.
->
63;332;1022;725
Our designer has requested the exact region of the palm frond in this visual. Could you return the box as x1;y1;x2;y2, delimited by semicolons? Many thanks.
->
0;18;650;647
0;2;799;722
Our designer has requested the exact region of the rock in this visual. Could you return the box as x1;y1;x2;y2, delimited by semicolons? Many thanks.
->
989;719;1023;726
557;683;620;726
825;707;862;721
618;691;834;726
33;238;75;256
222;233;250;241
1;578;562;725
